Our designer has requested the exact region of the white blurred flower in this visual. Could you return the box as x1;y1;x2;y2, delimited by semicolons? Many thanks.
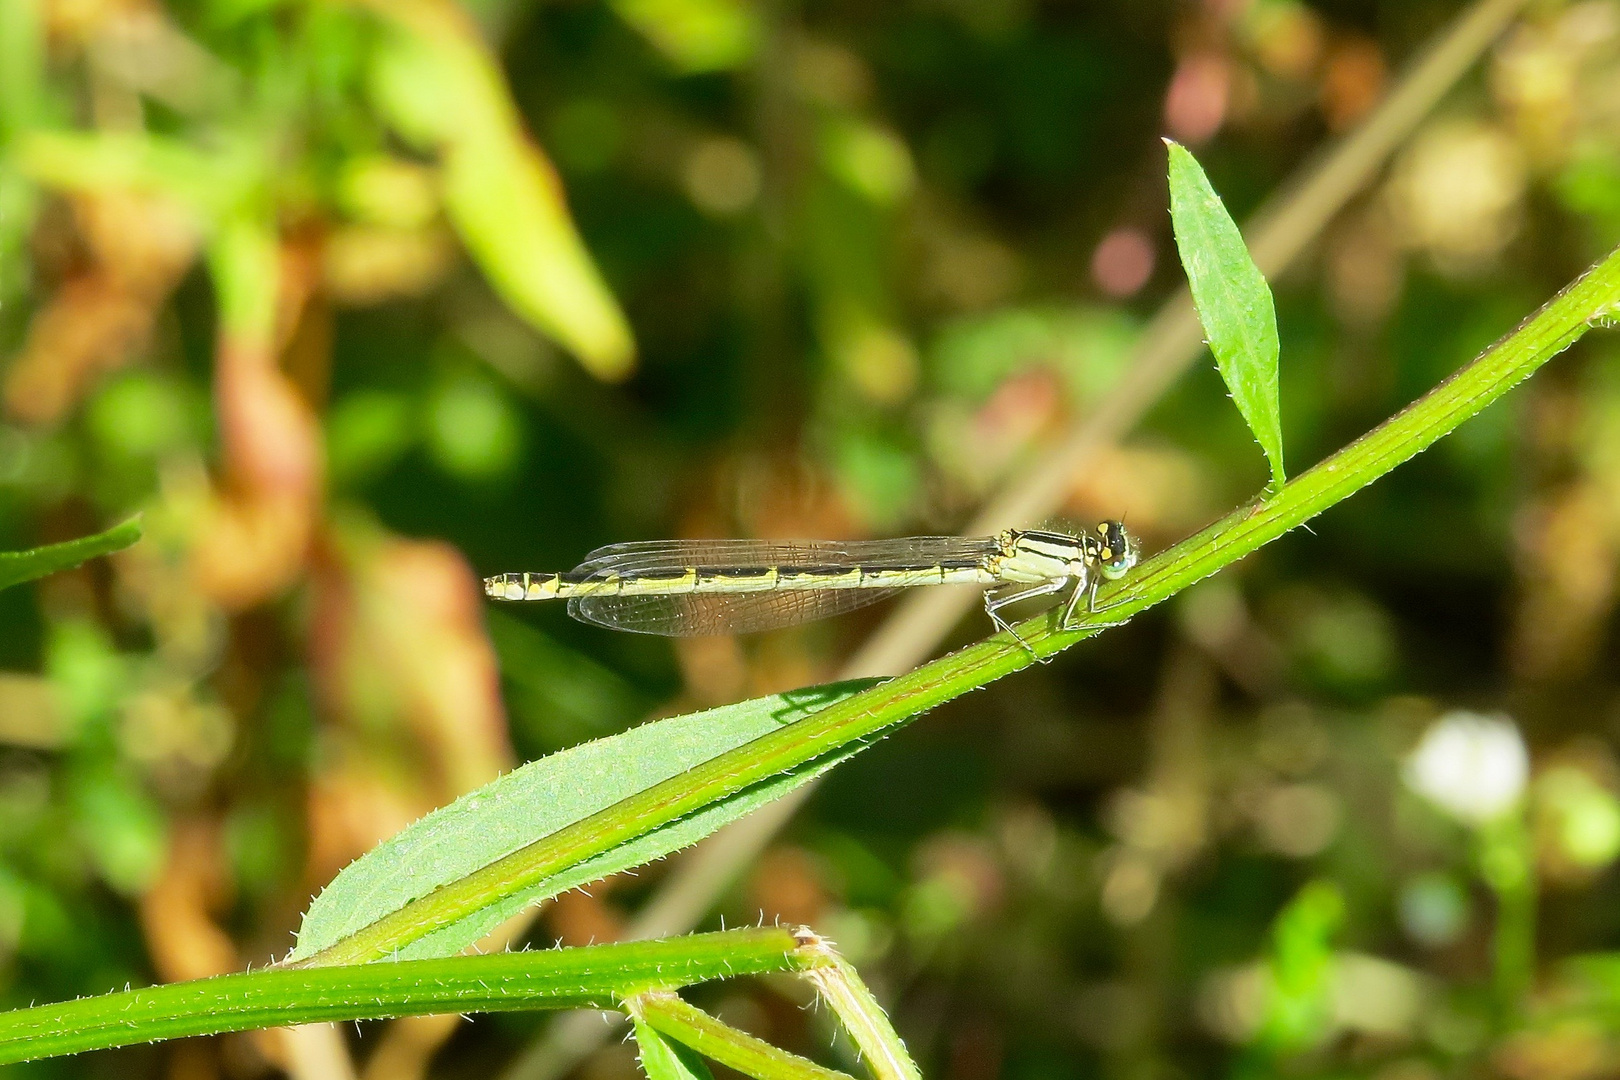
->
1404;711;1528;824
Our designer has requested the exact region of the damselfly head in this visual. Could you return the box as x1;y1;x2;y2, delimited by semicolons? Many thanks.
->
1094;520;1138;579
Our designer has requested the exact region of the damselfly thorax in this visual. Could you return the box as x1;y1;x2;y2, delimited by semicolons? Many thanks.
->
484;522;1139;650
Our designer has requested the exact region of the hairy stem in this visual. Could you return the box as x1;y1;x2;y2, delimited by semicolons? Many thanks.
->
632;992;851;1080
0;929;817;1065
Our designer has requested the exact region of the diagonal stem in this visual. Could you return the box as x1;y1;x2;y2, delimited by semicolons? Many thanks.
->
307;244;1620;969
496;4;1535;1074
848;0;1534;680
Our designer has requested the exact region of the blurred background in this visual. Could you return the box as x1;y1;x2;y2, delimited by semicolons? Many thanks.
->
4;0;1620;1078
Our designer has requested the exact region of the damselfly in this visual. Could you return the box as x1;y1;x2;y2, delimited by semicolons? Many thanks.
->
484;521;1139;649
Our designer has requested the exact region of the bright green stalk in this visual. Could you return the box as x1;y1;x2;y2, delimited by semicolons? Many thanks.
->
0;929;817;1066
631;992;852;1080
634;1019;719;1080
797;932;920;1080
1083;247;1620;641
301;245;1620;969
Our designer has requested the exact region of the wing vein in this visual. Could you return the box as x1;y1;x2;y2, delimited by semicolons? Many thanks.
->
565;535;999;636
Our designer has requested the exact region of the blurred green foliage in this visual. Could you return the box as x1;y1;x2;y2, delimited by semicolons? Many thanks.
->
4;0;1620;1078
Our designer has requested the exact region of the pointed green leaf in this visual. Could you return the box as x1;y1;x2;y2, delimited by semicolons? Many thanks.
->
291;679;880;962
0;517;142;593
1167;140;1285;488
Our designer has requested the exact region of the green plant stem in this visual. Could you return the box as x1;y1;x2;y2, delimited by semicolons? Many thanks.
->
796;932;920;1080
632;992;851;1080
848;0;1534;683
303;245;1620;969
0;929;816;1066
634;1019;718;1080
1080;249;1620;645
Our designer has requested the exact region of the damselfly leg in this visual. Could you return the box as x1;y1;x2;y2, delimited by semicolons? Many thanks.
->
1059;573;1105;628
984;576;1071;660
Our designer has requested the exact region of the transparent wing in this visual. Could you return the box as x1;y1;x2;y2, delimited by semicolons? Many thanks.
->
566;536;999;637
570;536;1000;577
570;585;906;636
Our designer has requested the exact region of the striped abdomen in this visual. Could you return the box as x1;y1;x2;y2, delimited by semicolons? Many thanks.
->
484;560;995;602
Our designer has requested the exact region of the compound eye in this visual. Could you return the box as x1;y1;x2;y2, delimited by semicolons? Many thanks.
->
1098;520;1135;575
